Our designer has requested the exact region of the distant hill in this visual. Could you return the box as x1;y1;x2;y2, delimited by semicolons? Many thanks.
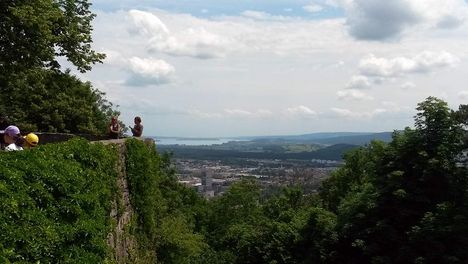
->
311;132;393;145
248;132;371;141
158;143;358;161
249;132;393;146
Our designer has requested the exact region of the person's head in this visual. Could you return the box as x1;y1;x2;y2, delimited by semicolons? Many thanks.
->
24;133;39;149
134;116;141;124
111;116;118;124
4;125;21;144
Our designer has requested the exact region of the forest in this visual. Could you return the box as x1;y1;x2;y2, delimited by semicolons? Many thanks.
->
125;97;468;264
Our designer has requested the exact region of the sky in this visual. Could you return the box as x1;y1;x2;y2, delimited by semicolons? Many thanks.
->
77;0;468;137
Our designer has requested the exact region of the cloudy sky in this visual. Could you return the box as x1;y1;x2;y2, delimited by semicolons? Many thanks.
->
78;0;468;137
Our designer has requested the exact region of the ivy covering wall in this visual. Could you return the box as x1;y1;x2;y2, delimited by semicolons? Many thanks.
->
0;139;118;263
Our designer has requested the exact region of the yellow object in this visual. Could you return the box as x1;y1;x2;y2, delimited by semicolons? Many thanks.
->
24;133;39;148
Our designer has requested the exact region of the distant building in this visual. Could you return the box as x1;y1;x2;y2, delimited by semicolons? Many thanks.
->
201;169;213;192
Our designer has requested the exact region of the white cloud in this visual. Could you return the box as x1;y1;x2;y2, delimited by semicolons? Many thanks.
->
286;106;318;118
224;108;273;118
303;4;324;13
337;89;374;101
330;107;372;119
241;10;293;21
359;51;459;78
86;6;468;136
127;57;175;86
148;27;230;59
101;49;127;66
224;108;252;116
128;10;230;59
330;107;388;119
458;91;468;99
340;0;468;40
345;0;421;40
329;101;411;120
401;82;416;90
187;109;223;118
128;10;169;37
346;75;372;89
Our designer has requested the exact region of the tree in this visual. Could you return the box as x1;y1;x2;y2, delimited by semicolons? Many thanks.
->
1;69;118;134
0;0;104;73
0;0;117;134
323;98;468;263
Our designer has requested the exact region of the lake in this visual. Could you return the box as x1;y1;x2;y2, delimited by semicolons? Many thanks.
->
151;137;242;146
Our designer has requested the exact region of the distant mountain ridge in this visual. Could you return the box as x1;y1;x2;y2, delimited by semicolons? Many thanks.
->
249;132;393;146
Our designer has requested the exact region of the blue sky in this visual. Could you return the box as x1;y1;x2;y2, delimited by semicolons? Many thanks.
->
81;0;468;137
91;0;344;18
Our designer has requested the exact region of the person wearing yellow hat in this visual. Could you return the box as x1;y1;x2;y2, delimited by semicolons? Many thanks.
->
23;133;39;149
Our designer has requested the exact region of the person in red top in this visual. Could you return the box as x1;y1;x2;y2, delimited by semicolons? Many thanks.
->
108;116;120;139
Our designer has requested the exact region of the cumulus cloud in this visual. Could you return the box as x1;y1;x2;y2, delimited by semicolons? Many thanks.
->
148;27;229;59
128;10;169;37
127;57;175;86
128;9;230;59
346;75;372;89
341;0;468;40
458;91;468;99
342;51;459;93
286;106;318;118
330;107;388;119
224;108;273;118
345;0;421;40
303;4;324;13
337;89;374;101
102;49;127;66
329;101;411;120
358;51;459;77
187;109;223;118
241;10;291;21
401;82;416;90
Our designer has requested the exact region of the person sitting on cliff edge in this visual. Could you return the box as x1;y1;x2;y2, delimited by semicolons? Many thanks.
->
130;116;143;137
108;116;121;139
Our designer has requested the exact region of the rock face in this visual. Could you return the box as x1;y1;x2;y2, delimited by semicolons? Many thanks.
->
100;138;155;263
107;140;137;263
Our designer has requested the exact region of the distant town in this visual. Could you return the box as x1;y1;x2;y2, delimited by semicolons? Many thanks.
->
156;132;394;198
174;158;340;198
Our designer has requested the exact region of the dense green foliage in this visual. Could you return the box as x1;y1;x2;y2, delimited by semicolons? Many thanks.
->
319;97;468;264
126;97;467;264
1;69;117;134
0;139;118;263
125;139;207;263
0;0;104;73
0;0;117;134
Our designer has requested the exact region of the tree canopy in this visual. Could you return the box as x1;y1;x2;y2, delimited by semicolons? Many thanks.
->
147;97;468;264
0;0;117;134
0;0;104;73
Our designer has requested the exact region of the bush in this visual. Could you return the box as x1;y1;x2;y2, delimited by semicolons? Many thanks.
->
0;139;118;263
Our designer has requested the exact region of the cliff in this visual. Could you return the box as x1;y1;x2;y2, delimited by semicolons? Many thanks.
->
0;138;157;263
